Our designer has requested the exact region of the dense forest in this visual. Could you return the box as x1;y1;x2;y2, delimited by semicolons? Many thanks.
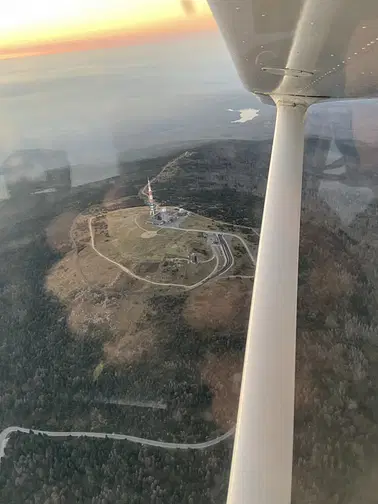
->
0;155;240;503
2;138;378;503
152;141;269;227
138;140;378;503
0;433;231;503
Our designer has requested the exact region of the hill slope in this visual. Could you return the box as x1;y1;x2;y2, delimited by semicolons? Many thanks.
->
150;138;378;503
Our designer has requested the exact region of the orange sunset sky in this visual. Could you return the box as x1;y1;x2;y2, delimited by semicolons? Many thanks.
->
0;0;216;59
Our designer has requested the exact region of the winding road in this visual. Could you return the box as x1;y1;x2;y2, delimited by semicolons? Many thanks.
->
139;159;257;265
2;217;237;465
89;217;239;291
164;224;256;265
217;234;235;276
89;214;255;291
0;184;253;469
0;426;235;465
89;217;222;290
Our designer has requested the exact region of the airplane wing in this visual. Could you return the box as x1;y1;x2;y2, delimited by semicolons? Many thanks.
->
207;0;378;101
205;1;378;503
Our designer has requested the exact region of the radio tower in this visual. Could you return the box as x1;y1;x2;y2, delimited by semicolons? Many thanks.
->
147;179;156;217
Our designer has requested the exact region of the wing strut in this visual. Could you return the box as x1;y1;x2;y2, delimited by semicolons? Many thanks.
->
227;97;310;504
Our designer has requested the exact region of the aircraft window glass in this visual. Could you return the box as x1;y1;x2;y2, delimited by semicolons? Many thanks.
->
0;1;377;503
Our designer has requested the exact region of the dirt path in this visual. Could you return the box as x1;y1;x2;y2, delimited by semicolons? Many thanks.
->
89;217;221;290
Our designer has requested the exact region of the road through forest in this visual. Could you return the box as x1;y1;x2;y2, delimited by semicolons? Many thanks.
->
0;426;235;465
1;175;254;467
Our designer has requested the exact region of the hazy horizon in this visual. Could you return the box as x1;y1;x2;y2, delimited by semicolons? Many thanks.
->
0;0;215;59
0;32;265;185
1;29;378;187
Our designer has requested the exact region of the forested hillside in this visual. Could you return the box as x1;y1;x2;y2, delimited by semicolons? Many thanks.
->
2;138;378;503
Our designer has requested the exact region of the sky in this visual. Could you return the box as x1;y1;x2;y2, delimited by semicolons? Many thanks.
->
0;0;264;188
0;30;261;186
0;0;373;191
1;0;216;59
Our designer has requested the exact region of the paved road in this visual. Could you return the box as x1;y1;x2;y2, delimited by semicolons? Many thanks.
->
89;216;189;289
0;426;235;464
209;217;260;236
140;179;260;239
134;215;215;265
1;180;251;468
217;234;235;276
89;217;220;291
165;225;255;266
140;165;258;263
90;214;253;292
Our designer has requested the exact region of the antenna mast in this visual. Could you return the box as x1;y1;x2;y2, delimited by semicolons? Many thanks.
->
147;179;156;217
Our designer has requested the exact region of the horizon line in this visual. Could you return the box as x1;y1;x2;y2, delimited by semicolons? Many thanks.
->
0;16;217;61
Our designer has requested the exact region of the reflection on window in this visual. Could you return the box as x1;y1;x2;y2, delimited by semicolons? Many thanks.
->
1;6;378;503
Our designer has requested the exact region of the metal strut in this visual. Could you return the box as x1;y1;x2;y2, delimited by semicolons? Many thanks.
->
227;97;309;504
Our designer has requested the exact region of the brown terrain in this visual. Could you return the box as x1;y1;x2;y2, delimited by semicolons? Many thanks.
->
201;352;243;430
46;210;77;253
45;203;254;407
183;277;252;332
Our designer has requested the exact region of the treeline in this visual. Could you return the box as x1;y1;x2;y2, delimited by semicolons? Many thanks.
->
0;433;231;504
155;185;263;228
